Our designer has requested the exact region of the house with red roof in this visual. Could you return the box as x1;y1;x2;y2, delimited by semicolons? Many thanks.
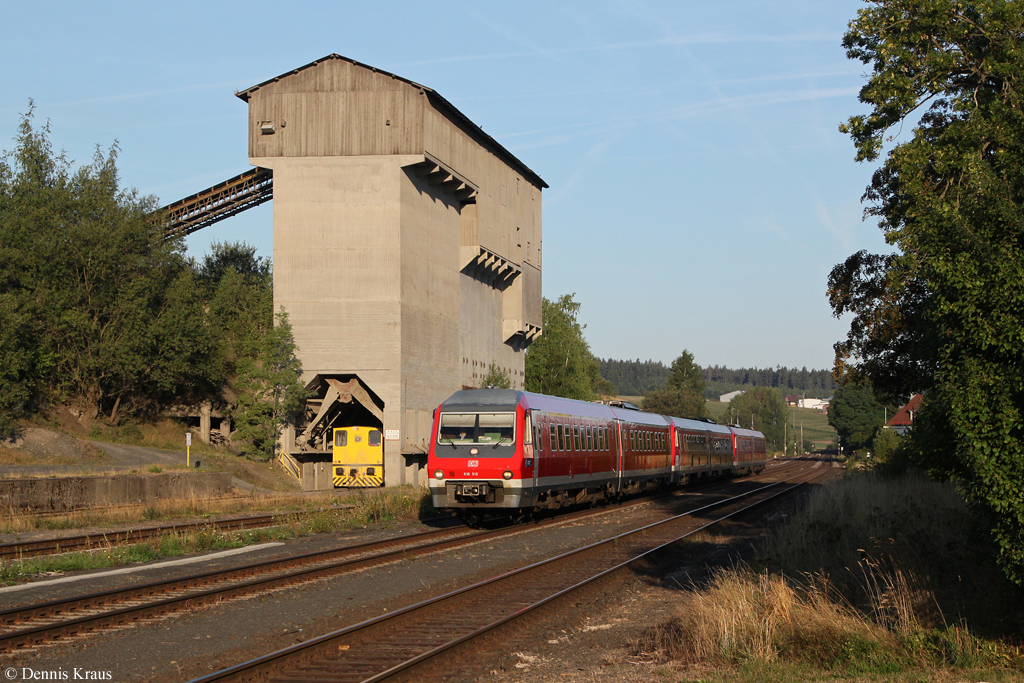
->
885;394;923;435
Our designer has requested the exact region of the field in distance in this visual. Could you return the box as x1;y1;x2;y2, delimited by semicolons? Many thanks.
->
616;398;836;451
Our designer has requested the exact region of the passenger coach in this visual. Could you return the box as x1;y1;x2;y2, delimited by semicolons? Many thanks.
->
428;389;768;518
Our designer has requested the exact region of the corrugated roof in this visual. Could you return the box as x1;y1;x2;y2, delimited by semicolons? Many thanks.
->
235;54;548;190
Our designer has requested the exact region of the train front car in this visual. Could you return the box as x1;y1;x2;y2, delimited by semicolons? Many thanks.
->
428;389;532;518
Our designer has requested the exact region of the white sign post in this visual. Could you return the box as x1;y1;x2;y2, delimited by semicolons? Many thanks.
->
186;432;192;467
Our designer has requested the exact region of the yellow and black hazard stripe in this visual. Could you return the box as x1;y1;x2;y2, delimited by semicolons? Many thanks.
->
333;465;383;487
334;474;384;488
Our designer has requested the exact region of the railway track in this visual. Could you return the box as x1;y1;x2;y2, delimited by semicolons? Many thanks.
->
185;457;830;683
0;511;330;561
0;459;813;656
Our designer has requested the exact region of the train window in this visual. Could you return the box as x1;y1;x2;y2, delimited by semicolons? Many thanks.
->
573;426;581;451
557;424;564;451
646;432;652;451
524;413;533;445
630;432;635;451
586;427;593;450
334;430;347;448
437;412;515;446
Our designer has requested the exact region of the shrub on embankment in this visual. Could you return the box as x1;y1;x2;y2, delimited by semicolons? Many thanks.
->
633;472;1024;677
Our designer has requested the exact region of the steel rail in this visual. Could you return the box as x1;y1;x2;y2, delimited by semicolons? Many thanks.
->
0;458;814;654
185;459;830;683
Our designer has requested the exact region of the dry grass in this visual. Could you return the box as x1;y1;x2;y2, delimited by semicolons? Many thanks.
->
634;568;897;668
0;486;439;582
634;472;1024;677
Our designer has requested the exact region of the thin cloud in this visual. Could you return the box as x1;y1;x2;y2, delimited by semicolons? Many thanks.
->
395;32;839;69
499;86;859;151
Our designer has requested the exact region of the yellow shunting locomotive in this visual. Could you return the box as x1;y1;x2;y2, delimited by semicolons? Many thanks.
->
332;425;384;487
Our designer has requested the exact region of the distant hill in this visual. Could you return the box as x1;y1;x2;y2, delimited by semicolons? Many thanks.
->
597;359;836;399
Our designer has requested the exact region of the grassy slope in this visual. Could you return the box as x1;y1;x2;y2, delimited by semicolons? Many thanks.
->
634;472;1024;681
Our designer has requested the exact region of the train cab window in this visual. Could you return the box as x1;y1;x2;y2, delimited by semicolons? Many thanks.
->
437;413;514;446
334;430;347;447
368;430;381;447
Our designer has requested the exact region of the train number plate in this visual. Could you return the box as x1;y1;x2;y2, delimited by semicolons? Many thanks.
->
467;460;479;467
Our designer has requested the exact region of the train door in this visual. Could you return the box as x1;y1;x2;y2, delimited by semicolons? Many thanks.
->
613;419;624;493
528;411;539;491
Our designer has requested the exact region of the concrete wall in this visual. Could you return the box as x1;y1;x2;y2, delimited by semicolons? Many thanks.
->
0;473;232;513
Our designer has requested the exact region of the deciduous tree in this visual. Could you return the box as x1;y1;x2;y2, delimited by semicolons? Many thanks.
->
525;294;600;401
230;309;305;459
831;0;1024;582
0;106;215;427
827;385;885;452
725;387;788;451
642;350;710;419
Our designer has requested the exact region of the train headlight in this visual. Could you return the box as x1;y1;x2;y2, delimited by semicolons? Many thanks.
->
502;470;513;480
434;469;444;480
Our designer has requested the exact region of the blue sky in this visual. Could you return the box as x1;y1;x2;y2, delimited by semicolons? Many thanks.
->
0;1;891;371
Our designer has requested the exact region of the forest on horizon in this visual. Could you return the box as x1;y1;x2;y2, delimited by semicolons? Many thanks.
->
597;358;836;399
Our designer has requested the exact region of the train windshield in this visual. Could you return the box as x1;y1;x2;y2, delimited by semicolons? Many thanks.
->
437;412;515;446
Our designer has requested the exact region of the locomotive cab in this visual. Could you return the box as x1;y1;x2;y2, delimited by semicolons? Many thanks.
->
428;389;528;510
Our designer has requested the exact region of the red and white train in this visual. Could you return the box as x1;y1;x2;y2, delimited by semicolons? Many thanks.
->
427;388;767;518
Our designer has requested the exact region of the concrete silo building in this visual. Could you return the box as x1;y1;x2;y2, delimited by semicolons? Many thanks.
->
234;55;545;487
